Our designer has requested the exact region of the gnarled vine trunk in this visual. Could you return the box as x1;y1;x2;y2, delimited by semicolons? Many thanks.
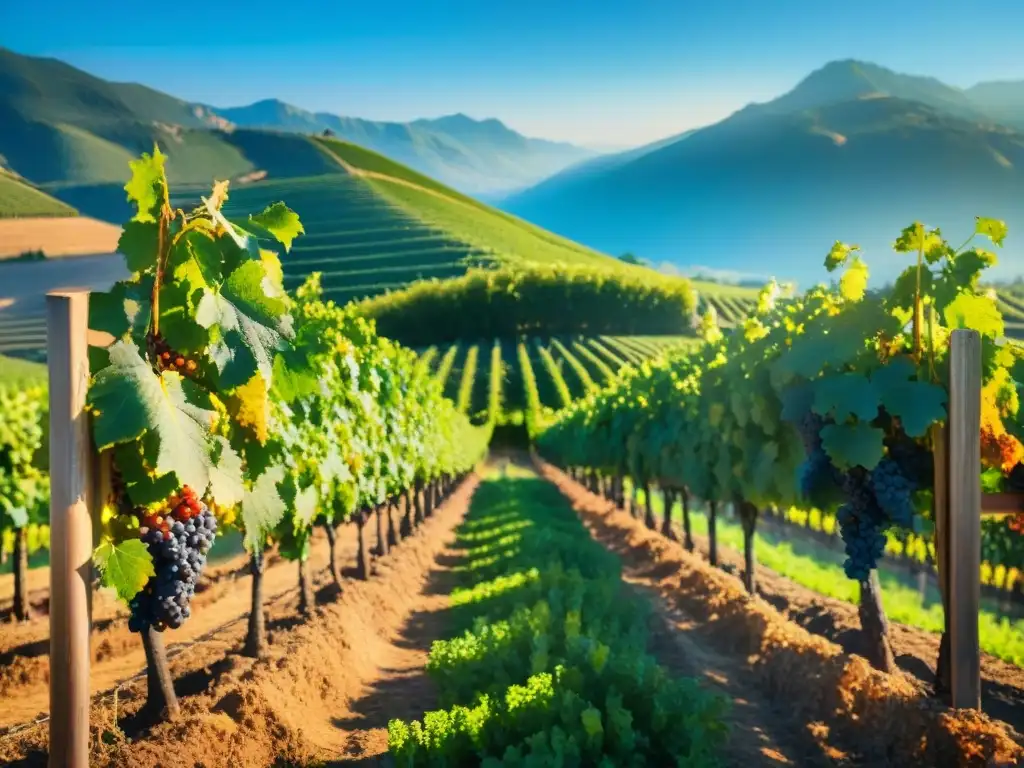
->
375;503;388;557
414;481;424;525
355;509;371;580
324;523;343;590
707;501;719;566
401;489;413;537
243;549;267;658
387;500;399;547
643;483;656;530
13;527;30;621
859;570;897;673
738;501;759;594
630;483;640;519
424;480;434;517
298;557;314;615
142;624;180;719
681;490;694;552
660;490;677;540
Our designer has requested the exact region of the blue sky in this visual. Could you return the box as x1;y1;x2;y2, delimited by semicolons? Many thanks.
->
3;0;1023;146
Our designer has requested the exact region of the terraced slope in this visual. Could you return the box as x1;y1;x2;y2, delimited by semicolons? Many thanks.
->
0;137;759;362
0;172;76;218
420;335;697;420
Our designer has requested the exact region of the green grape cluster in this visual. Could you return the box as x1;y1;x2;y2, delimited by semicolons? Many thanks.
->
0;386;48;541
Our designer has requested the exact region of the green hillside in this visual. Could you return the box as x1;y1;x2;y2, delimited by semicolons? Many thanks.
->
0;171;77;218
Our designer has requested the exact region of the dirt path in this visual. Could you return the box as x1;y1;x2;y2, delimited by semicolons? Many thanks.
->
539;460;1023;767
0;476;479;766
665;512;1024;735
0;513;384;730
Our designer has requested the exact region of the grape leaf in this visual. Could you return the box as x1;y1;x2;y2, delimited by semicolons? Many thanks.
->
233;373;270;443
248;202;304;252
295;485;318;527
943;293;1003;338
839;257;869;302
209;436;244;508
88;279;152;340
117;221;159;273
241;465;286;550
93;539;154;602
821;422;884;470
196;260;294;388
169;229;223;288
825;241;859;272
88;339;216;492
812;373;880;422
879;379;947;438
975;217;1007;247
124;146;167;223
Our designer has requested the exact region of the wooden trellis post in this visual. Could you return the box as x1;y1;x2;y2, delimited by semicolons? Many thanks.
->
47;291;93;768
939;329;1022;711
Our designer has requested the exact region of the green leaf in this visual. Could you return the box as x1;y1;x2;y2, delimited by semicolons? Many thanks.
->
88;279;152;340
5;506;28;528
117;221;160;273
247;202;304;252
241;465;287;551
124;146;167;223
879;379;947;438
94;539;154;602
943;293;1004;338
88;339;216;492
197;260;294;387
295;485;319;528
825;241;859;272
820;422;885;470
209;436;245;508
812;373;879;422
975;217;1008;247
170;229;224;288
159;280;209;356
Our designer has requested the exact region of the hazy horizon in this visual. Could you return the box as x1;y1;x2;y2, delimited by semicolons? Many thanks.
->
3;0;1024;146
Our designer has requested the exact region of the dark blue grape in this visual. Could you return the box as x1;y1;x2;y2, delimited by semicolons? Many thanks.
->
129;501;217;633
870;458;917;528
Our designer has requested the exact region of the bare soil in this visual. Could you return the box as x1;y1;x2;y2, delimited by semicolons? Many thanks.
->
0;217;120;259
675;512;1024;734
0;478;476;768
539;459;1023;767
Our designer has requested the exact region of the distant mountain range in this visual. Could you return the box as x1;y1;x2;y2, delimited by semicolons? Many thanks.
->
502;60;1024;284
0;47;593;199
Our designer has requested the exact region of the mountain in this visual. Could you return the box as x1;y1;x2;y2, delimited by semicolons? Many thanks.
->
210;102;593;194
502;60;1024;284
0;47;594;202
965;80;1024;131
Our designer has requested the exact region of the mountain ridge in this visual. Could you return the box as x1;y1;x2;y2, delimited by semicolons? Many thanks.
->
0;46;594;197
501;58;1024;285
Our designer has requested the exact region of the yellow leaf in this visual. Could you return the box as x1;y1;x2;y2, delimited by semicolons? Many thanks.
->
233;374;270;444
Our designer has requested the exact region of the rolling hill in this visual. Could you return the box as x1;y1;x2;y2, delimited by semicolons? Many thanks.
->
0;170;76;218
502;60;1024;286
0;137;758;425
0;46;593;211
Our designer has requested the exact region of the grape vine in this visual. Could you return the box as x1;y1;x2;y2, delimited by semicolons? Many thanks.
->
537;216;1024;675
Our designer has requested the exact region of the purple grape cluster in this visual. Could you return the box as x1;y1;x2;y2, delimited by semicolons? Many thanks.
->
837;469;888;581
128;503;218;632
869;458;917;528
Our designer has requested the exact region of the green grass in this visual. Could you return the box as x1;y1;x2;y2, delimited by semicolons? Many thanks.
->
0;172;77;218
421;335;691;421
0;354;46;384
641;490;1024;667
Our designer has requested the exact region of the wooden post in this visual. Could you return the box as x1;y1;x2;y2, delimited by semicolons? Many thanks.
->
932;423;952;696
948;329;981;710
47;291;93;768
